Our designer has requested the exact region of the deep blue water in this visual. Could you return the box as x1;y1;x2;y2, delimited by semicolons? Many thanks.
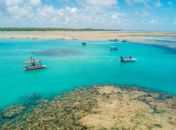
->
0;39;176;108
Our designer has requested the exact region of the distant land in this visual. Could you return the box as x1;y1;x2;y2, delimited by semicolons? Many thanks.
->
0;28;120;32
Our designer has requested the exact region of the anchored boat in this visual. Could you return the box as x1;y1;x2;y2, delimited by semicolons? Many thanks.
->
82;42;87;46
24;57;46;71
122;39;127;42
120;56;137;63
109;39;119;42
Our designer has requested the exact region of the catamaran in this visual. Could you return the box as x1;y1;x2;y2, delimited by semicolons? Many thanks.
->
24;57;46;71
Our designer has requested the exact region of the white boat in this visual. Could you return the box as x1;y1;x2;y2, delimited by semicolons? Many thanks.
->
24;57;46;71
120;56;137;63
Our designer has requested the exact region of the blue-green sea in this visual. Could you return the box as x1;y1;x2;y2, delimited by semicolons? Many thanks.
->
0;38;176;108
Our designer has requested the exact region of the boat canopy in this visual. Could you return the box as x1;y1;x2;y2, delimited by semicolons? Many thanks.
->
24;59;40;64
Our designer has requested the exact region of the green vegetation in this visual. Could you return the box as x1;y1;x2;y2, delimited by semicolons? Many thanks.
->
0;28;120;31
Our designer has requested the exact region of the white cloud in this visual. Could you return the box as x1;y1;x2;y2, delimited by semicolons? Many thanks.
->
65;7;78;13
174;18;176;24
111;14;124;24
0;0;173;31
5;0;21;6
135;10;150;16
125;0;149;6
84;0;117;6
4;0;34;18
29;0;41;7
149;19;158;24
155;0;162;8
125;0;162;8
37;5;57;17
0;0;139;29
143;10;150;16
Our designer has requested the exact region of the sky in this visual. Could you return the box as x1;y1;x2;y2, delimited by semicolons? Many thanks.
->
0;0;176;31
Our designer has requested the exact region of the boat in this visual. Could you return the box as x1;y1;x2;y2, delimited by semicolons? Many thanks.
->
24;57;46;71
110;46;118;51
82;42;87;46
120;56;137;63
122;39;127;42
109;39;119;42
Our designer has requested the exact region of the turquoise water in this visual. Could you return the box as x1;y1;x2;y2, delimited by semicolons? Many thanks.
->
0;39;176;108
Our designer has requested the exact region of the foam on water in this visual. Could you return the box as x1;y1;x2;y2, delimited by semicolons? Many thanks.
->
0;39;176;108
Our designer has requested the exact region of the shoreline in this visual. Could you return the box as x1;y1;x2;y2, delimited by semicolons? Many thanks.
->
0;31;176;40
0;85;176;130
0;31;176;49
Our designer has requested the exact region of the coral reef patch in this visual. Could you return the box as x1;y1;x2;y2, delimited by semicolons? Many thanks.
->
0;86;176;130
33;49;83;57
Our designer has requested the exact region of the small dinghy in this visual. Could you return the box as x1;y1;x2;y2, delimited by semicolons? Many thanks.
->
24;57;46;71
122;40;127;42
120;56;137;63
110;46;118;51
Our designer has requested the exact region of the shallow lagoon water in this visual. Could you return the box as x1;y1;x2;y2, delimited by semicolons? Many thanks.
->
0;39;176;108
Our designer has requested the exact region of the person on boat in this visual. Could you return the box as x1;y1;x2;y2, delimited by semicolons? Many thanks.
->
32;59;36;66
129;56;132;59
120;56;124;62
29;57;36;66
30;57;33;61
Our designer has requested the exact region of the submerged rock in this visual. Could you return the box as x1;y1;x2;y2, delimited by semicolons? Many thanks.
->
33;49;83;57
28;93;40;99
171;104;176;109
1;104;26;119
156;94;173;100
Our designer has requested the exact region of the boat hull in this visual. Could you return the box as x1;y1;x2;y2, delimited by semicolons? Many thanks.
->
24;65;46;71
120;58;137;63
